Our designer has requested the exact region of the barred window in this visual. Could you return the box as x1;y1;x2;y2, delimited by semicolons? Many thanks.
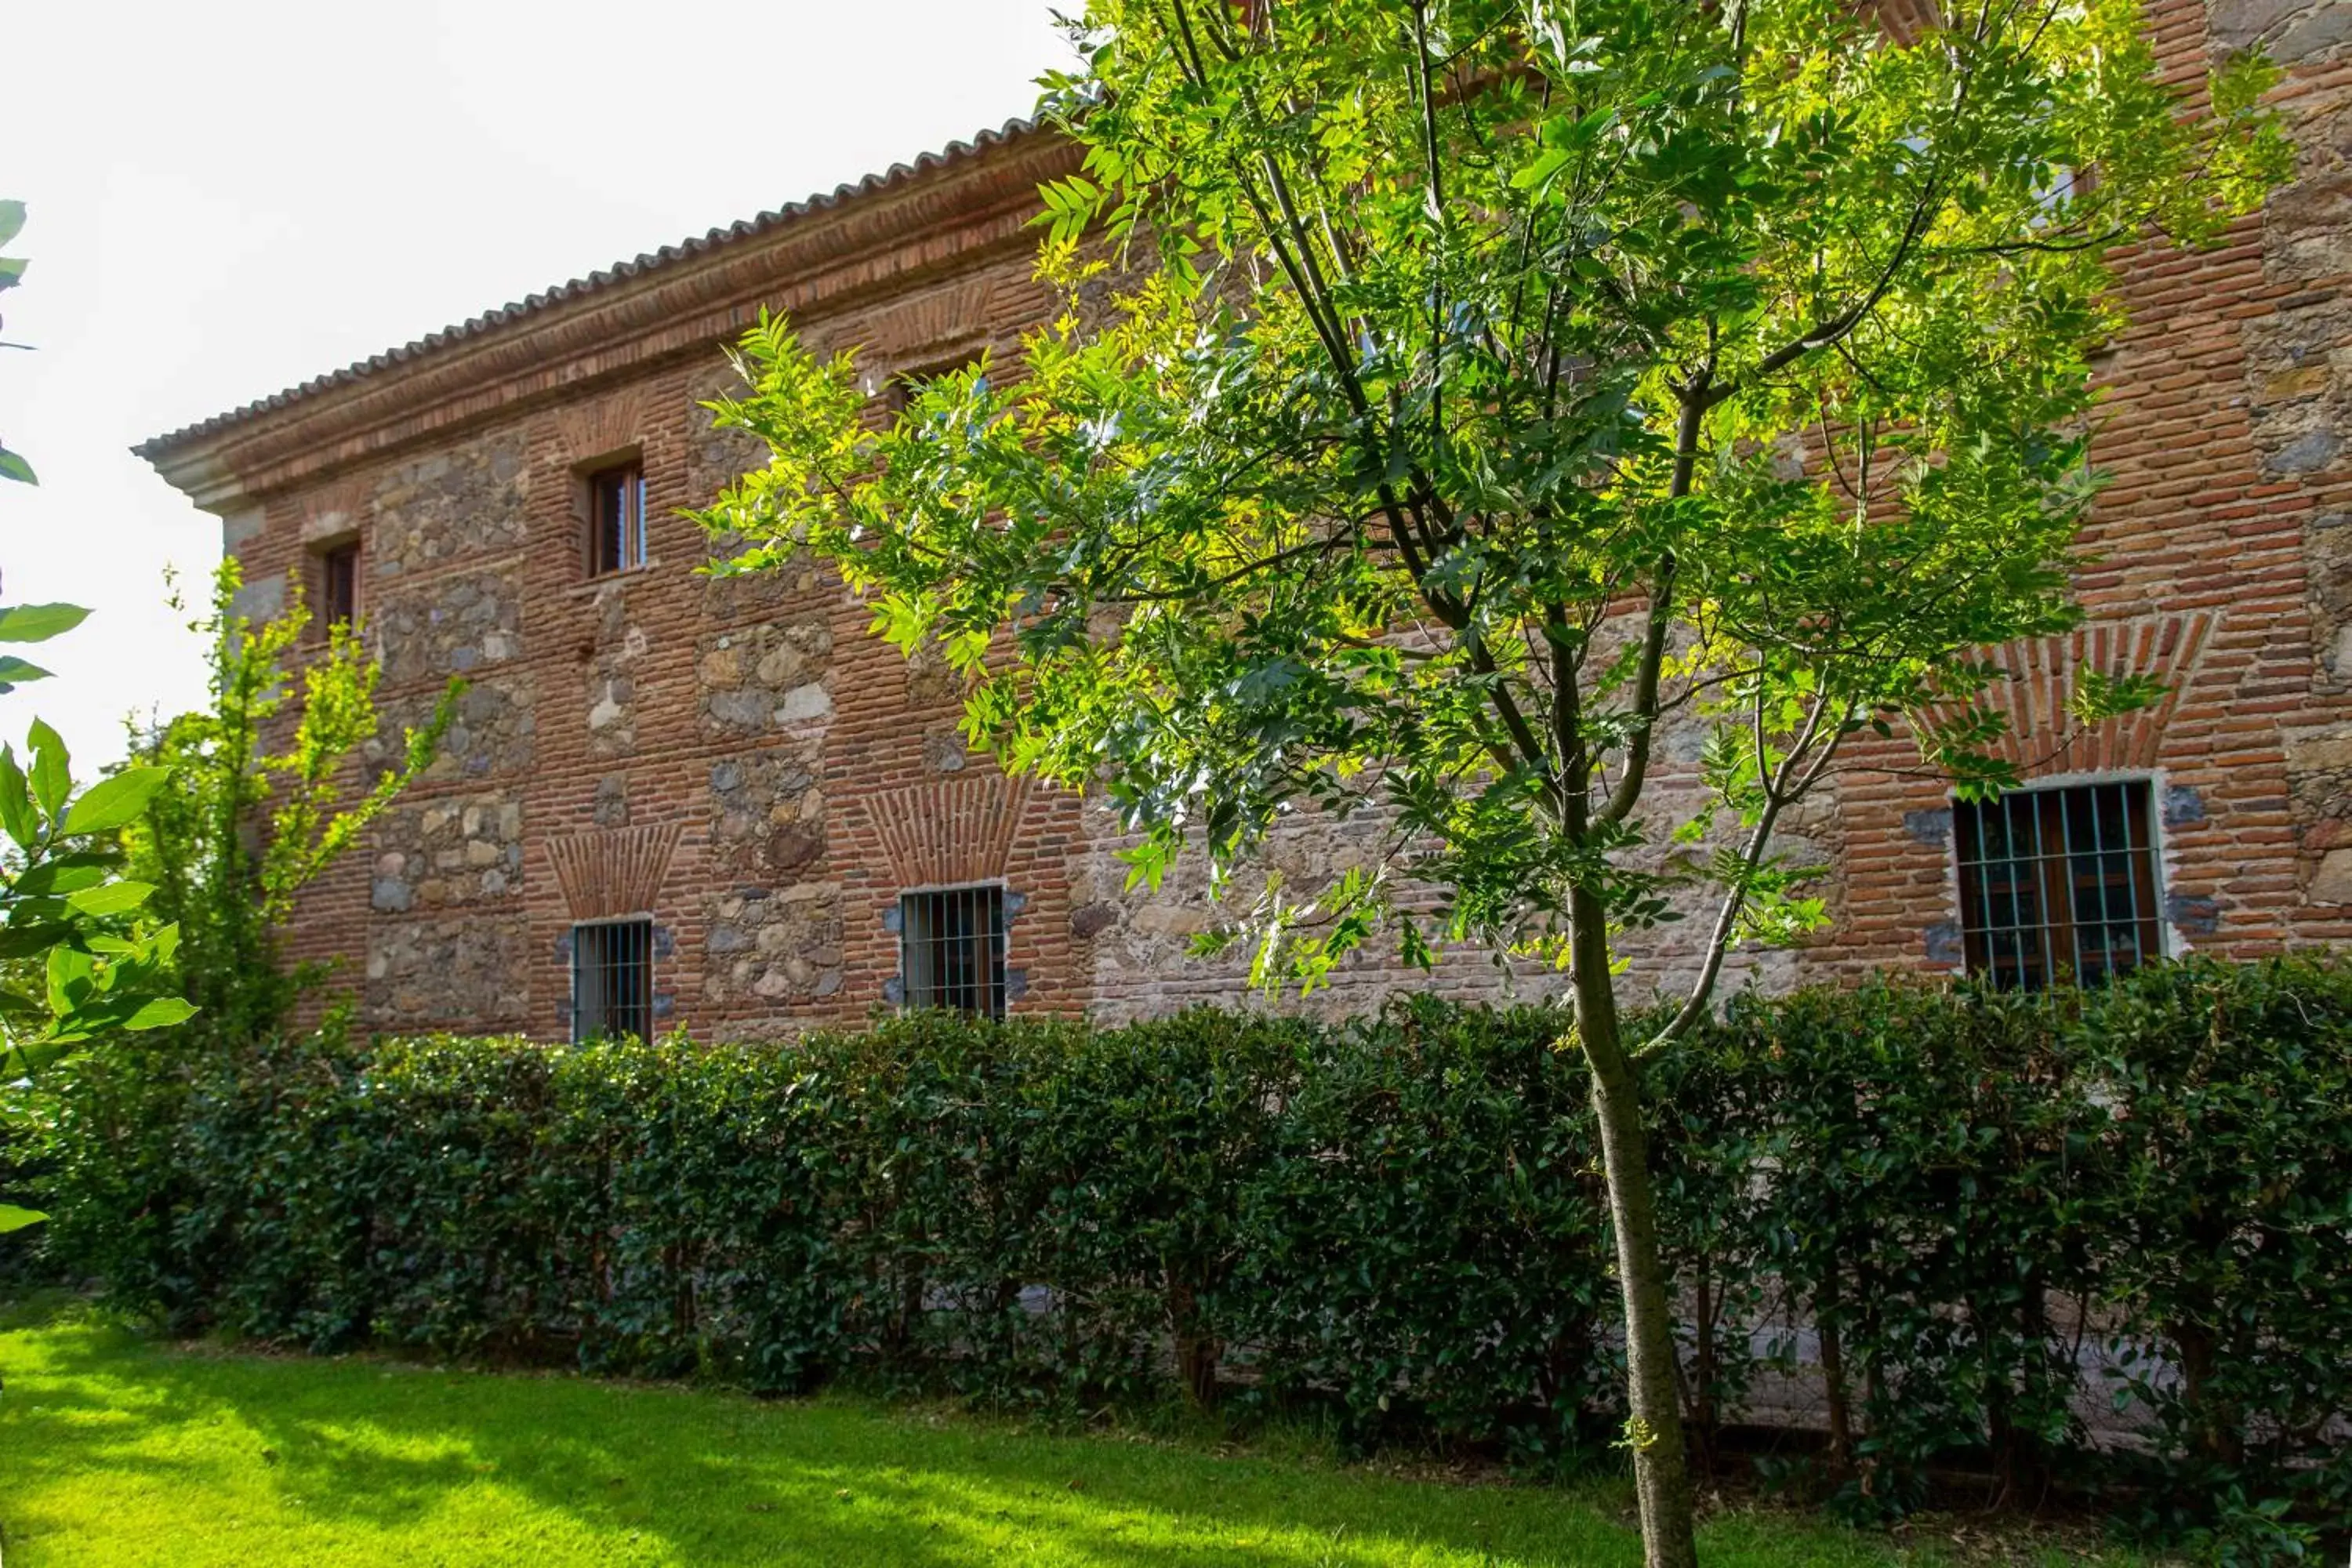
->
1954;779;2161;991
899;885;1007;1019
572;917;653;1041
586;460;648;578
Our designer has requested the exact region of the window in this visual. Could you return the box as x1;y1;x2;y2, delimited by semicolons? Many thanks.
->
572;917;653;1041
1954;779;2161;991
586;461;648;577
899;885;1007;1018
885;355;982;416
315;540;359;637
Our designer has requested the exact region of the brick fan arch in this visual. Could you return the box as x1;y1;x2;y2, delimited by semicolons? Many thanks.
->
861;774;1035;888
546;822;683;920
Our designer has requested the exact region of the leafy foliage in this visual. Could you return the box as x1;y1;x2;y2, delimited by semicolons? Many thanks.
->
124;561;457;1050
699;8;2288;1556
0;724;189;1238
0;196;33;488
40;960;2351;1556
0;727;187;1070
703;0;2285;993
0;194;169;1076
0;194;183;1252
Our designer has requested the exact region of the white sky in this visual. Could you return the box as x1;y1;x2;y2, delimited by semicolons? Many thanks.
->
8;0;1072;769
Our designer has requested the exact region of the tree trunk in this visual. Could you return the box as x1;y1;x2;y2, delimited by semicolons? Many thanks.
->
1570;886;1701;1568
1168;1272;1221;1406
1819;1272;1856;1486
1690;1268;1719;1479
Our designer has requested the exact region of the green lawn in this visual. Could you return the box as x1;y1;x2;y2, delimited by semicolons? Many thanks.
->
1;1303;2129;1567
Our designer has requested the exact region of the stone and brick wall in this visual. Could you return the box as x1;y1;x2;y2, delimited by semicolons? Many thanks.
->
139;4;2352;1036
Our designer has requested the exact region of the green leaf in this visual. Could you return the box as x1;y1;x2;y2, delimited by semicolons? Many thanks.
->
0;1204;46;1235
65;880;156;917
0;655;53;683
0;256;24;292
13;852;116;896
0;604;90;644
27;717;69;820
0;921;71;960
44;942;96;1015
0;446;34;486
62;767;169;836
0;199;25;249
0;746;31;849
122;996;198;1031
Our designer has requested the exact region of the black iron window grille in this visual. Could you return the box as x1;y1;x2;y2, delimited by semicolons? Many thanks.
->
572;917;654;1041
899;884;1007;1019
1954;779;2162;991
586;460;648;577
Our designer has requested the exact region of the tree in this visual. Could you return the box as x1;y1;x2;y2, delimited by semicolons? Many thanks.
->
0;195;36;489
0;198;100;702
0;199;191;1239
700;2;2287;1560
0;722;190;1235
125;561;456;1051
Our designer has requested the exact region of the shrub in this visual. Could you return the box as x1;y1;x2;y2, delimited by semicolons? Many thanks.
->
36;958;2352;1552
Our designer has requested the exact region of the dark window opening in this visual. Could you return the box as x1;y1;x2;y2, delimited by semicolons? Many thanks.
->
572;917;654;1041
1955;779;2161;991
316;541;359;637
885;355;983;416
587;461;648;577
900;884;1007;1019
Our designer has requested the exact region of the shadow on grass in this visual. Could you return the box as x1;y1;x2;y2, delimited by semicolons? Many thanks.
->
0;1310;1963;1567
3;1315;1644;1567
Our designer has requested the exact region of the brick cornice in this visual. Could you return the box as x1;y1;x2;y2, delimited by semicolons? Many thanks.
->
142;128;1079;513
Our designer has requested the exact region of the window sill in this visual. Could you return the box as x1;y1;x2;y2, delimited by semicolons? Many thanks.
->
566;560;662;599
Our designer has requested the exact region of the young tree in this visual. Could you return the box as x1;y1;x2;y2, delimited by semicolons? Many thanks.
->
127;561;456;1051
702;2;2285;1559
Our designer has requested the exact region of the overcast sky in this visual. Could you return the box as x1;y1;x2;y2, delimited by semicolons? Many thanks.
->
7;0;1071;768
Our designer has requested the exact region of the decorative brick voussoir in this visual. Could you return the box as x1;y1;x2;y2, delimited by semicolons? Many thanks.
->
864;775;1033;889
547;822;681;920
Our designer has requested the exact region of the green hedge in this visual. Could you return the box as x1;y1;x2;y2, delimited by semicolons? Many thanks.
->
30;958;2352;1552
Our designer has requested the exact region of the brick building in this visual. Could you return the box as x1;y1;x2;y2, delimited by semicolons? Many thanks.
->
139;0;2350;1040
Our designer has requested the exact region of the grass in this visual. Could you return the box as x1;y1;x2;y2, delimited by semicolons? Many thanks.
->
1;1299;2140;1567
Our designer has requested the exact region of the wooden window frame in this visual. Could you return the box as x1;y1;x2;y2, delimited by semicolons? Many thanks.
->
310;537;361;641
585;459;649;579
